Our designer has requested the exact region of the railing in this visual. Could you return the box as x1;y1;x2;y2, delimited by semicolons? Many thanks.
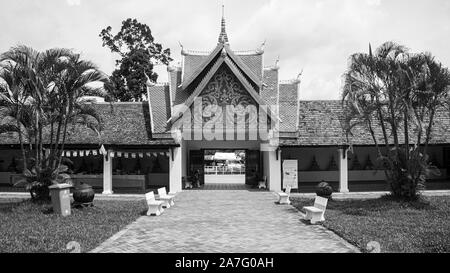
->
204;166;246;175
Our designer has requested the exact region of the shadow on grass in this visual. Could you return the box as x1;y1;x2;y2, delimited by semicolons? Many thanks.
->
139;209;148;216
0;199;29;213
291;195;449;253
334;195;434;216
292;194;435;217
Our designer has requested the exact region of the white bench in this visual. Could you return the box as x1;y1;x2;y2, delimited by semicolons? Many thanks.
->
276;185;292;205
303;196;328;224
145;191;164;216
258;176;267;189
157;187;175;208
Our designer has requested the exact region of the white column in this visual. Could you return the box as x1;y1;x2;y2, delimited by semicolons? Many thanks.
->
102;150;113;195
339;148;349;193
181;140;187;178
262;143;282;192
169;146;182;193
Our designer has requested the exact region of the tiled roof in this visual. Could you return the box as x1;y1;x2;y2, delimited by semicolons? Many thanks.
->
279;82;299;102
0;103;176;146
183;54;209;83
225;47;261;87
171;56;272;123
279;101;299;133
181;46;223;90
262;68;278;106
278;82;299;133
344;105;450;146
238;54;262;81
168;67;182;105
147;85;172;134
280;100;450;147
183;50;263;85
2;100;448;147
293;101;347;146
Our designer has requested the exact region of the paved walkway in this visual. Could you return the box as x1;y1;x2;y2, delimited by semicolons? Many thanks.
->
91;189;359;253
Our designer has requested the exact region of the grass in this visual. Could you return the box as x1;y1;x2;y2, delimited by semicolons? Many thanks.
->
291;195;450;253
0;198;146;253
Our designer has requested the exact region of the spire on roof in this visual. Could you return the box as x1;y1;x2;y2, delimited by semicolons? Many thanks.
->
218;4;229;45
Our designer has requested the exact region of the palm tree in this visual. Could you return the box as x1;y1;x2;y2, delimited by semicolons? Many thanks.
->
342;41;450;200
0;45;109;200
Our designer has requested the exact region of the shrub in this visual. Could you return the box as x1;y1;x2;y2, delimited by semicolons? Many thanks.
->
316;181;333;198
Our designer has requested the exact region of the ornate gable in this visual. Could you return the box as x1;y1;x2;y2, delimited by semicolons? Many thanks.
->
184;64;269;135
200;64;256;109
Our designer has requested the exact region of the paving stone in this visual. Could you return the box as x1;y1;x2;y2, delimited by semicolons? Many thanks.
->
90;187;359;253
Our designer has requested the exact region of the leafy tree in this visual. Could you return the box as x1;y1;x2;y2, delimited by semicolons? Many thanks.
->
342;41;450;200
99;18;172;101
0;45;108;200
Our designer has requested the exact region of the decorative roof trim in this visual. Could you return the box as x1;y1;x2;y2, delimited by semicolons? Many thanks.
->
234;49;264;56
218;4;229;45
279;79;301;85
181;49;213;56
169;55;279;124
235;41;265;55
147;81;170;87
264;65;280;71
182;48;264;56
145;77;156;133
169;56;224;123
180;44;262;91
181;47;267;56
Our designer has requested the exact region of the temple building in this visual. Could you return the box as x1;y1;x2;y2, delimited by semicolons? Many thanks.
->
1;12;450;194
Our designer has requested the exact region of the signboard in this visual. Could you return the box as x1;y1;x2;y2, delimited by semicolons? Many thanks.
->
283;160;298;189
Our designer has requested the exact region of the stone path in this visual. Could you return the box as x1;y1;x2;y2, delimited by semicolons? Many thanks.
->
91;188;359;253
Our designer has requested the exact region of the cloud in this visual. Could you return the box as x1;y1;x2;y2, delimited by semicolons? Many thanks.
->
1;0;449;100
66;0;81;6
366;0;381;6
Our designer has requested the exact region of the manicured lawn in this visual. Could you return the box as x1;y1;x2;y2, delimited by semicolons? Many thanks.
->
291;195;450;253
0;198;146;253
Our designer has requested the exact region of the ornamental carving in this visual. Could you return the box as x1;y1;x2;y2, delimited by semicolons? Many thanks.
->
191;65;258;126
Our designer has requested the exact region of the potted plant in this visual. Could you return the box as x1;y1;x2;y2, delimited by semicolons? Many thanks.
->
315;180;333;199
15;160;73;201
73;181;95;204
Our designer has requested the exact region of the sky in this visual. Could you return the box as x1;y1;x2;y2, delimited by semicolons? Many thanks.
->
1;0;449;100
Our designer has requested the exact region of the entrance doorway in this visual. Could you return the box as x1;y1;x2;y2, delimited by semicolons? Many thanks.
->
188;148;261;189
203;150;246;184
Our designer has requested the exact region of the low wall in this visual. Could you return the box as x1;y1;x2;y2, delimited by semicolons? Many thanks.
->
146;173;169;186
296;169;449;192
204;174;246;184
298;170;386;183
298;169;448;183
71;173;169;190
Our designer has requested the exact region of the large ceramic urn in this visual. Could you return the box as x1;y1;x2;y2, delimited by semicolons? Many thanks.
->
73;182;95;203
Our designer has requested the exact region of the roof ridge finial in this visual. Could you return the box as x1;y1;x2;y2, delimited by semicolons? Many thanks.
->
218;3;229;45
